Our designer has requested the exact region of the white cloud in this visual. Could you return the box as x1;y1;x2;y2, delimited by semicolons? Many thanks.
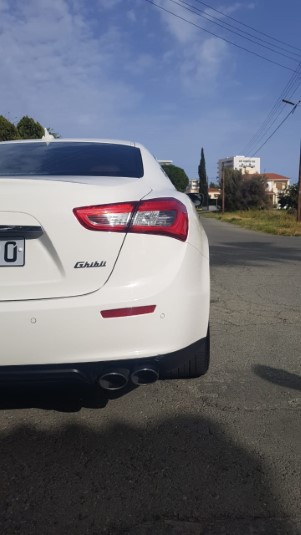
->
197;36;228;75
155;0;200;44
0;0;140;136
151;0;231;91
0;0;232;135
221;2;255;15
126;54;156;75
0;0;9;12
147;0;260;93
96;0;122;10
127;9;137;23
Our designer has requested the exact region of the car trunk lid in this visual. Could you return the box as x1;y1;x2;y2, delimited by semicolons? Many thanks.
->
0;177;150;301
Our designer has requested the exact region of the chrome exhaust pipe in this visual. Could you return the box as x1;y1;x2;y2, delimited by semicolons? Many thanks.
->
131;366;159;386
98;368;129;391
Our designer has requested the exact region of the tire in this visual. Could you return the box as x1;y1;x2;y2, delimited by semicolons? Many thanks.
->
161;326;210;380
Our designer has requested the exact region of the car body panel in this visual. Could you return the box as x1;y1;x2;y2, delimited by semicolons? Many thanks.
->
0;138;210;382
0;178;151;300
0;239;209;366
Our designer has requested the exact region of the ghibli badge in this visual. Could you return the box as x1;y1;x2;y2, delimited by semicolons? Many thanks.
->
74;260;107;268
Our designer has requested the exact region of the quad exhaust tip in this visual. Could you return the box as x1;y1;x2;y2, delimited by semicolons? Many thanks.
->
98;369;129;391
131;366;159;386
98;366;159;390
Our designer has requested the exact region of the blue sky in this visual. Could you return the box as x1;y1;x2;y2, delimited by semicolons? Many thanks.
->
1;0;300;181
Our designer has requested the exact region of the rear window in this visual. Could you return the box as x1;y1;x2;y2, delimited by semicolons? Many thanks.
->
0;142;144;178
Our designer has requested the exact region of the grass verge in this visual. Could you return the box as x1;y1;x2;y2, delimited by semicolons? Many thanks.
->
199;210;301;236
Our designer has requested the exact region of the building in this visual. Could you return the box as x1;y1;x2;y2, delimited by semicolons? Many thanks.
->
261;173;290;205
208;187;220;201
223;170;290;206
207;187;221;210
157;159;173;166
218;155;260;180
186;179;199;193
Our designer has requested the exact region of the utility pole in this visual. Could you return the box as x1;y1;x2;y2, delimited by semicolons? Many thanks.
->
221;163;225;214
282;99;301;222
297;141;301;222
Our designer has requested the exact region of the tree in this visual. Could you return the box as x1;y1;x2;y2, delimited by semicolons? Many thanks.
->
0;114;61;142
278;184;298;210
0;115;19;141
240;175;270;209
222;169;243;211
198;148;208;206
17;116;44;139
221;170;269;210
162;164;189;192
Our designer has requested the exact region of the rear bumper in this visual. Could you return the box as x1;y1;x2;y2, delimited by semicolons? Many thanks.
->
0;241;209;366
0;337;207;386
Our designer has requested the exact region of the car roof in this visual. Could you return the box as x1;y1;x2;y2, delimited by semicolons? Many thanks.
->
0;138;140;147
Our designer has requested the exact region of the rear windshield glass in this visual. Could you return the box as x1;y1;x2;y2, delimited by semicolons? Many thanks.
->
0;142;144;178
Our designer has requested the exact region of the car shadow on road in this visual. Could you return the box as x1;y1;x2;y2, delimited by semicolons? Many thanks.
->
253;364;301;392
0;414;297;535
0;383;138;412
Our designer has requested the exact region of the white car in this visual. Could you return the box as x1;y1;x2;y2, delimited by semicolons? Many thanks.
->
0;139;210;392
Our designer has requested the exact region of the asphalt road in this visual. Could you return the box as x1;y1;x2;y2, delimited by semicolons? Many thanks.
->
0;217;300;535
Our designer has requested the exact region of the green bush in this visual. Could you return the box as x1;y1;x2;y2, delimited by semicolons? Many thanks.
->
0;115;20;141
161;164;189;192
17;116;44;139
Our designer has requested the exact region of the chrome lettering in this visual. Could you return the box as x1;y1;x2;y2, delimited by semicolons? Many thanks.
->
74;261;107;268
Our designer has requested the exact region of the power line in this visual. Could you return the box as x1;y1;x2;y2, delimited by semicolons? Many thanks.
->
179;0;301;59
246;107;291;155
188;0;301;54
242;62;301;155
171;0;300;63
242;63;301;154
144;0;301;157
144;0;296;72
252;105;299;156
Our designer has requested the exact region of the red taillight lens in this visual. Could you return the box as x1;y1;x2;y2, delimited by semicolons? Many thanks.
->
73;202;137;232
74;198;188;241
132;198;189;241
101;305;156;318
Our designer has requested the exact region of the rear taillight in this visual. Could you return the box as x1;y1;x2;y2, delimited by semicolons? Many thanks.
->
73;202;136;232
73;198;188;241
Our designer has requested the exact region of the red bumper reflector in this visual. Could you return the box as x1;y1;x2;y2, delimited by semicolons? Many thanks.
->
101;305;156;318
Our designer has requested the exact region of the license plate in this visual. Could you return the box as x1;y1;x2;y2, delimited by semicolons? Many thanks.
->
0;238;25;266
